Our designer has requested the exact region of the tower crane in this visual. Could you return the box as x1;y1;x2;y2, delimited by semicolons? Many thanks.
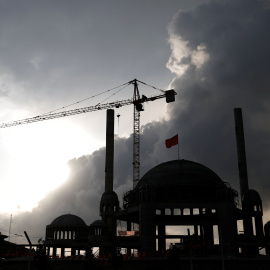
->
0;79;176;188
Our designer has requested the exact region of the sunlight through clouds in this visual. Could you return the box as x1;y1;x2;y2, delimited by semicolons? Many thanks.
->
166;35;209;76
0;119;102;214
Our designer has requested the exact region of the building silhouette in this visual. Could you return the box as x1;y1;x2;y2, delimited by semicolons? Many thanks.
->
43;108;270;258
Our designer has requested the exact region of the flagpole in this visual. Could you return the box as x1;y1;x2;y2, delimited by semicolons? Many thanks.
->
177;133;179;160
178;138;179;160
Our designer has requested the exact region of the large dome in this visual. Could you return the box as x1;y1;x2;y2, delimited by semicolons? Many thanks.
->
123;160;236;209
136;159;223;189
50;214;86;227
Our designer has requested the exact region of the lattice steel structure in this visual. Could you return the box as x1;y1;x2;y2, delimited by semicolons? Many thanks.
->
0;79;176;189
132;79;141;188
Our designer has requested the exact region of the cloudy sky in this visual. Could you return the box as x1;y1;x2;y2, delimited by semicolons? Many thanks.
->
0;0;270;244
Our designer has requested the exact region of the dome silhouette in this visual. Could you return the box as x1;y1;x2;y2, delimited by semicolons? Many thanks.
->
50;214;86;227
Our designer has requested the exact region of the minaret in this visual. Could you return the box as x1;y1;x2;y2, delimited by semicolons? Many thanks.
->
234;108;249;201
234;109;264;256
100;109;119;235
105;109;114;193
234;108;256;242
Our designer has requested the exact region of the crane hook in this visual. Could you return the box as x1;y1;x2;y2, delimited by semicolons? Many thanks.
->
117;113;120;135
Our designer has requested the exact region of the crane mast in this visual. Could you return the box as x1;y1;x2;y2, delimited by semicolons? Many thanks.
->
0;79;176;189
132;79;141;188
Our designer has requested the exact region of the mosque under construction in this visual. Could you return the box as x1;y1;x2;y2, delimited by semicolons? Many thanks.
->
45;109;270;259
1;108;270;270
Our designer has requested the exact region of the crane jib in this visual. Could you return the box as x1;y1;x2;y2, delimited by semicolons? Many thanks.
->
0;80;176;191
0;90;176;129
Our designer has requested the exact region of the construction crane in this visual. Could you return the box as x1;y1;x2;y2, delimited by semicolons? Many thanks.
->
0;79;176;188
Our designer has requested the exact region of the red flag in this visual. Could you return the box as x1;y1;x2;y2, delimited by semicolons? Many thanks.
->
165;134;178;148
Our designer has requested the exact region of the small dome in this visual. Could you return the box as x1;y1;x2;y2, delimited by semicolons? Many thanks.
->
264;221;270;236
100;191;119;203
90;220;107;227
50;214;86;227
264;221;270;228
136;159;223;189
242;189;262;205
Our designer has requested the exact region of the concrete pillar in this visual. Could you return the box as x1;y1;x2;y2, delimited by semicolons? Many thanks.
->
264;222;270;255
199;208;204;240
53;247;57;258
61;247;65;257
203;209;214;251
217;202;238;255
127;221;131;254
243;215;253;236
158;225;166;252
204;226;213;248
194;225;198;237
139;188;156;254
255;213;263;237
158;209;166;252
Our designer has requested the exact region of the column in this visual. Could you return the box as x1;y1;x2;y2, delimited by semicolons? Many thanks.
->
139;188;156;254
158;209;166;252
53;247;57;258
127;221;131;255
61;248;65;257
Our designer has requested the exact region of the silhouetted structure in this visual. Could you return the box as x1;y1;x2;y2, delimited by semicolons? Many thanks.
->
118;159;238;255
45;214;88;257
43;108;270;259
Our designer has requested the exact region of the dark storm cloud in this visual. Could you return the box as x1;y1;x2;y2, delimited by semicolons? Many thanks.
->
0;0;197;113
165;0;270;206
3;0;270;243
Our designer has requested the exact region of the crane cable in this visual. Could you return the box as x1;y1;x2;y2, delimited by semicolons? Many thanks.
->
0;227;45;239
0;228;23;237
0;79;170;129
40;81;131;116
136;79;166;93
38;79;164;117
95;83;130;105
